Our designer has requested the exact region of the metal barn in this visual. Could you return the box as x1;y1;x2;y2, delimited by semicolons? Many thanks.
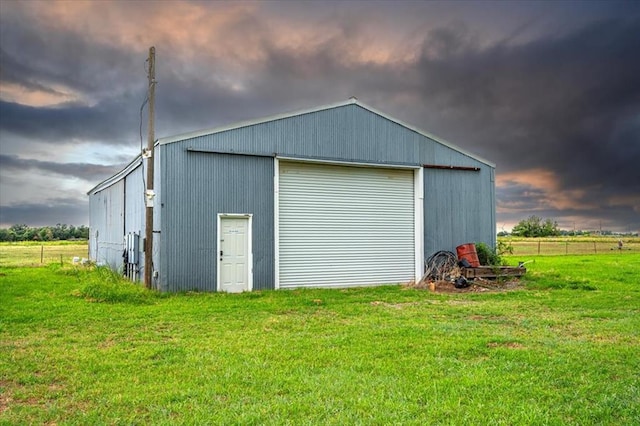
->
88;99;496;292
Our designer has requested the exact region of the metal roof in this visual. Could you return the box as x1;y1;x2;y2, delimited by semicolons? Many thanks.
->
86;153;143;195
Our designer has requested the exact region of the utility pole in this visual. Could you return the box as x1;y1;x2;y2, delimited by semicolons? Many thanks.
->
144;46;156;289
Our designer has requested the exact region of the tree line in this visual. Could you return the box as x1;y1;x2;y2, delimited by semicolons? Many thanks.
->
0;224;89;242
499;215;637;237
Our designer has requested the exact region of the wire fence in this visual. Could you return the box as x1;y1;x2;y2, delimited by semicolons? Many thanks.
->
1;240;638;268
0;243;89;267
506;240;639;257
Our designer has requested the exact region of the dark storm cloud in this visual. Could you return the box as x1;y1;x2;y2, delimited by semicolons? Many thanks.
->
496;182;547;213
413;17;640;179
0;198;88;227
0;48;65;95
0;10;145;145
0;99;143;145
152;19;419;137
0;21;146;145
405;17;640;230
0;154;123;182
0;13;140;97
1;1;639;231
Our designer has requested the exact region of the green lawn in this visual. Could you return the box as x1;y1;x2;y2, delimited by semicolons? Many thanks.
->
1;254;639;424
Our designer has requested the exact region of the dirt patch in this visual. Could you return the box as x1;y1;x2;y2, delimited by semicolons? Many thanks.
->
406;278;523;293
98;337;116;349
0;394;11;414
469;314;501;321
487;341;525;349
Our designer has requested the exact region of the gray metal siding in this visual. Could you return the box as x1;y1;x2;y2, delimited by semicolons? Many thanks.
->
123;165;145;280
89;179;125;269
179;106;429;166
160;149;274;291
89;162;151;281
151;148;161;289
177;105;489;175
423;167;495;256
124;166;144;234
88;194;99;260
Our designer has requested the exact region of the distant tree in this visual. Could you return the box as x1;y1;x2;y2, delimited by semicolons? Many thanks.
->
541;218;560;237
74;225;90;239
52;223;70;240
0;224;89;241
9;224;28;240
0;229;12;242
39;227;54;241
27;227;42;240
512;215;560;237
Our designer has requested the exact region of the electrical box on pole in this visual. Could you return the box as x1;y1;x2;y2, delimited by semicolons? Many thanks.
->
144;46;156;289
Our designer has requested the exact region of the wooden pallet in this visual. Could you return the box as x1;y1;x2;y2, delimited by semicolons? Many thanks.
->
461;266;526;279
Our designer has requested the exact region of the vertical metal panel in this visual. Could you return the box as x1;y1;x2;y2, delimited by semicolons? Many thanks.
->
89;179;124;269
278;162;415;288
124;166;144;234
88;194;101;260
89;164;148;278
160;150;274;292
181;105;425;166
151;147;161;289
423;167;494;256
124;165;145;280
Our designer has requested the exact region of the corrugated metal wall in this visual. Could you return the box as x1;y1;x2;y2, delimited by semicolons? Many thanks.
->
159;151;273;292
423;167;495;256
89;162;151;279
178;105;426;165
124;165;145;279
124;166;145;235
89;179;124;269
157;103;494;291
88;195;99;261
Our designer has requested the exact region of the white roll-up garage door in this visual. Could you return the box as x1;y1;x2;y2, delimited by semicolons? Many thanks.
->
278;161;416;288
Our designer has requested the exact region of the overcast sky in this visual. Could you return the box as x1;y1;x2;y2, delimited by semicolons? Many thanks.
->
1;0;639;233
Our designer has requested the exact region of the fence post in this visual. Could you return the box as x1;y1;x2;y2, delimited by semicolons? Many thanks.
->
566;241;568;255
538;240;541;255
594;241;597;254
41;245;44;263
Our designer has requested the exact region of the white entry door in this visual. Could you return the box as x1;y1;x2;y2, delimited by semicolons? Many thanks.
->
218;216;251;293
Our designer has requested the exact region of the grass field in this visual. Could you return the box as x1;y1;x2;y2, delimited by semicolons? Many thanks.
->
502;236;640;257
0;242;88;267
1;248;639;424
